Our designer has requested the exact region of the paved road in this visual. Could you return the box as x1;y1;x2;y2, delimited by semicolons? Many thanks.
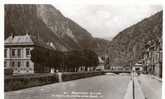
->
5;74;130;99
137;74;162;99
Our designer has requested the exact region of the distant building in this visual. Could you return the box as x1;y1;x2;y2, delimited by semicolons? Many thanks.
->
4;33;55;75
96;57;105;71
132;63;143;72
109;65;124;71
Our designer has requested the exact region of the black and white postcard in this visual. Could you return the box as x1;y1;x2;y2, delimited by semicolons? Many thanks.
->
1;1;164;99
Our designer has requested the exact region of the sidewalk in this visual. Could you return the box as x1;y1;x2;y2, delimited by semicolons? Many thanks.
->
150;75;162;82
137;74;162;99
140;74;162;82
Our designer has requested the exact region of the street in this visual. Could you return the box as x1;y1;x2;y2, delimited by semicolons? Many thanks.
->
5;74;162;99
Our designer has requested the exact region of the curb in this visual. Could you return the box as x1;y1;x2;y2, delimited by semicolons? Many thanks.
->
124;78;145;99
124;79;133;99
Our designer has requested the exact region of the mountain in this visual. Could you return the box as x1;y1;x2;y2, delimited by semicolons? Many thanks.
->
107;11;162;66
5;4;109;53
93;38;109;55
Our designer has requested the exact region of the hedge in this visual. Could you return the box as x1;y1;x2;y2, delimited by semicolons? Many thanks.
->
5;73;58;91
5;71;105;91
62;71;105;81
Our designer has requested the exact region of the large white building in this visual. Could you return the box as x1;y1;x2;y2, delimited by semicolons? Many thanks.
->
4;33;54;75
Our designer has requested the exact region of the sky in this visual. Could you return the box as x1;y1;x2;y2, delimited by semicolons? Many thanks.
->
52;3;162;40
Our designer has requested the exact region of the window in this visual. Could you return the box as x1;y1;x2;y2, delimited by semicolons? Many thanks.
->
26;61;29;67
26;48;30;56
17;49;21;57
18;62;21;67
4;49;7;58
4;61;7;67
11;49;16;57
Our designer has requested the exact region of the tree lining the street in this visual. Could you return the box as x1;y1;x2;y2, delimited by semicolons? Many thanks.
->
31;48;99;72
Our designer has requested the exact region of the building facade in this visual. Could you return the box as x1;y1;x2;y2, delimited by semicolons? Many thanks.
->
4;33;54;75
143;39;162;78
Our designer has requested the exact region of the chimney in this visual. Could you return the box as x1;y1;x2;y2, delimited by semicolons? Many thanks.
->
11;33;15;39
26;33;29;36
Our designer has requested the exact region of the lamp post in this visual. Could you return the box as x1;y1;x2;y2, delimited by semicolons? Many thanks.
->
132;45;136;99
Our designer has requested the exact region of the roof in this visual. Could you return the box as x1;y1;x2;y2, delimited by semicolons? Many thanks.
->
5;34;55;50
5;34;34;45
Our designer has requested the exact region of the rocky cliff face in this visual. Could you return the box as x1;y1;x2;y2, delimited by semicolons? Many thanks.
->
5;4;67;51
107;11;163;66
5;4;109;52
93;38;109;56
